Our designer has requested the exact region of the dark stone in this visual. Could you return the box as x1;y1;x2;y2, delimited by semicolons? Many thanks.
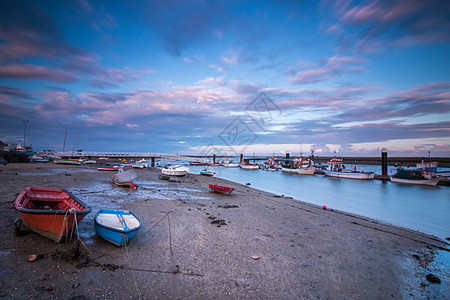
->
425;273;441;284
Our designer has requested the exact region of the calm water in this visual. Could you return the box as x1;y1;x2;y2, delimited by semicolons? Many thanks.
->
187;164;450;240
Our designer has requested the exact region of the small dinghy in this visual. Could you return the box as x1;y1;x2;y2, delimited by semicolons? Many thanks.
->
159;174;170;180
112;169;137;187
94;209;142;246
97;165;123;171
209;184;235;196
200;169;215;176
15;187;91;242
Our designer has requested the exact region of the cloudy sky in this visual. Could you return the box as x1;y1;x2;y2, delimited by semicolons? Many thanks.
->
1;0;449;156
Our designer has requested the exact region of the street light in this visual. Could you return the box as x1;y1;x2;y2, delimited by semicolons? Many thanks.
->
23;120;28;146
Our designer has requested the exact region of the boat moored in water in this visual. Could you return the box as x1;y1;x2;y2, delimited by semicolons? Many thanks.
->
14;187;91;242
323;157;375;180
390;168;439;186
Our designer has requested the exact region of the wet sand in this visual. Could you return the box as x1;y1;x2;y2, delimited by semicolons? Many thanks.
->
0;163;448;299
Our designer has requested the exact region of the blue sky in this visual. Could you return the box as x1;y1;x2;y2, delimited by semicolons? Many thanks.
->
1;0;449;156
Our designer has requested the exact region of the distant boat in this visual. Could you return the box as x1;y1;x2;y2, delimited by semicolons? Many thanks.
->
54;159;82;165
161;165;189;176
296;158;316;175
390;168;439;186
15;187;91;242
30;155;50;163
132;164;145;169
159;174;170;180
200;169;215;176
323;157;374;180
209;184;235;196
94;209;142;246
112;169;137;187
189;161;208;166
240;161;259;170
8;143;35;163
223;157;240;167
97;166;123;171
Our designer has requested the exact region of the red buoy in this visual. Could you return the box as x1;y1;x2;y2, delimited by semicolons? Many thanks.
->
322;205;327;210
130;184;136;189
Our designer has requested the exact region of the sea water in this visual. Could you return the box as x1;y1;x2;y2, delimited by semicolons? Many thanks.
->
187;164;450;240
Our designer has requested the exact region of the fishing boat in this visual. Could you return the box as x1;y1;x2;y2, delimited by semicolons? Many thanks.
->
112;169;137;187
97;165;123;171
296;158;316;175
14;187;91;242
323;157;374;180
209;184;235;196
161;165;189;176
53;159;82;165
94;209;142;246
239;161;259;170
390;168;439;186
200;169;215;176
223;157;240;167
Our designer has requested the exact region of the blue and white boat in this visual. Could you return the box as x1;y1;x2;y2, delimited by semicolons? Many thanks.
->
94;209;142;246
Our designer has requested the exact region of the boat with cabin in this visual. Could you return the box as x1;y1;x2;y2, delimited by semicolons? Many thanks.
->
161;165;190;176
390;167;439;186
323;157;374;180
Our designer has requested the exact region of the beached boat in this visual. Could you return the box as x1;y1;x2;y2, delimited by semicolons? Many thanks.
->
112;169;137;187
132;164;145;169
54;159;82;165
97;166;123;171
323;158;375;180
161;165;189;176
159;174;170;180
209;184;235;196
200;169;215;176
390;168;439;186
94;209;142;246
14;187;91;242
30;155;50;163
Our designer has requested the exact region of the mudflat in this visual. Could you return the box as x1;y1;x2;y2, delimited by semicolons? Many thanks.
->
0;163;448;299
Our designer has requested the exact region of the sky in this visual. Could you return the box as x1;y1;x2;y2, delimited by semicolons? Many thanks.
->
0;0;449;157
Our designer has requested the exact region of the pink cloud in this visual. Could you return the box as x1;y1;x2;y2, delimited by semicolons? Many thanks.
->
289;55;366;84
0;64;78;83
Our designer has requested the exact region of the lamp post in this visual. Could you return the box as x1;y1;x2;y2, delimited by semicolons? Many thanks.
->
23;120;28;146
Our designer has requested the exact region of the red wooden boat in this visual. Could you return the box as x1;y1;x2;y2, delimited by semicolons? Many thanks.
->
209;184;235;196
97;166;123;171
15;187;91;242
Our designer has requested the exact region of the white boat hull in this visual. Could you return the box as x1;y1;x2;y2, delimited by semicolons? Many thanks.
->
162;165;189;176
223;163;240;167
390;177;439;186
281;167;297;174
240;164;259;170
324;170;375;180
296;167;316;175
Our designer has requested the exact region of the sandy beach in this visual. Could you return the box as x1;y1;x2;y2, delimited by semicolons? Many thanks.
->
0;163;448;299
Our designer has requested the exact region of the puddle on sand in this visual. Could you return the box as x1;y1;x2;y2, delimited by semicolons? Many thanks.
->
70;179;212;212
402;249;450;298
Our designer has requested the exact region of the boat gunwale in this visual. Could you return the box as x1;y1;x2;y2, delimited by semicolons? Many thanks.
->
94;209;142;234
15;188;92;215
